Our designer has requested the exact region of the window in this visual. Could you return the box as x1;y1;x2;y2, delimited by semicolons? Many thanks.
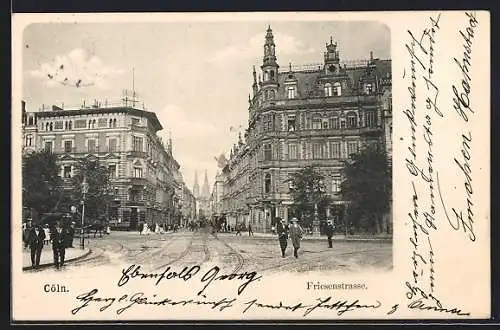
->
98;118;108;127
131;118;140;126
312;143;326;159
263;115;274;132
269;90;275;99
329;141;341;159
264;173;271;193
68;121;72;130
329;117;339;129
312;118;322;130
287;86;296;99
333;82;342;96
25;135;33;146
332;178;341;193
54;121;63;130
347;113;357;128
322;121;329;129
64;140;73;153
74;119;86;129
132;136;143;152
44;141;53;153
63;165;72;178
87;139;97;153
365;83;373;95
108;138;117;153
288;143;297;160
108;164;116;179
264;71;269;81
347;141;359;156
49;122;53;131
264;144;272;161
134;167;143;178
287;116;296;131
324;83;333;97
270;70;275;80
365;111;377;128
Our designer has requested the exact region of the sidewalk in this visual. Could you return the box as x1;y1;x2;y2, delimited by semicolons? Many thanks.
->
222;231;392;242
22;246;91;271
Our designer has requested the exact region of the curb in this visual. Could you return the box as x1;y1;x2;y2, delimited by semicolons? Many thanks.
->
23;249;92;271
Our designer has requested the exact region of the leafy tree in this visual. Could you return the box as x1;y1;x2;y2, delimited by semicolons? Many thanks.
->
288;165;331;228
22;150;64;220
69;158;114;225
341;144;392;234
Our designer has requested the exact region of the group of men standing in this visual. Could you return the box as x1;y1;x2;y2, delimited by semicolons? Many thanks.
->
24;220;75;269
276;218;335;258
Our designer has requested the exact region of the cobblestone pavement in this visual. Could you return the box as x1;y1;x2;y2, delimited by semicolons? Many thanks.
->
33;228;392;274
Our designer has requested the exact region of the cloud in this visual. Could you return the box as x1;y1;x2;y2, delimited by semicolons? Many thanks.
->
29;48;123;89
208;32;315;64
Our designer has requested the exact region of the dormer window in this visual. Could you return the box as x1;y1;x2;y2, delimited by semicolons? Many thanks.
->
287;86;296;99
365;83;373;95
333;82;342;96
324;83;333;97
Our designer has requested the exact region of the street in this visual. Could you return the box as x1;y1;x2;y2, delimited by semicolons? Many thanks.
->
35;229;392;275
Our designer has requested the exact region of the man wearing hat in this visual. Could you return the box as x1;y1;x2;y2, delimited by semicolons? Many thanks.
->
325;219;335;248
289;218;304;258
28;223;46;269
51;221;66;269
276;217;289;258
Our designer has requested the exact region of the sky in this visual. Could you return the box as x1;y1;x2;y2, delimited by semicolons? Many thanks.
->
22;20;390;192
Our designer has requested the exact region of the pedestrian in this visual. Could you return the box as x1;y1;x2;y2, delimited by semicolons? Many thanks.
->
64;221;75;248
276;218;289;258
248;223;254;237
289;218;304;258
325;219;335;248
51;222;66;269
23;219;33;250
43;224;51;246
235;223;242;236
28;224;46;269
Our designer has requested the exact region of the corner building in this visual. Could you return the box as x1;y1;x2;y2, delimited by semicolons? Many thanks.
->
221;27;392;233
21;102;188;229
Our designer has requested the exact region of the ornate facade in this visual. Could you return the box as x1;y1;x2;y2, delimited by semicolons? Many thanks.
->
21;101;193;229
220;27;392;233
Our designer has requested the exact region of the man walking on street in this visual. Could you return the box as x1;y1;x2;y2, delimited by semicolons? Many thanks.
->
248;223;254;237
28;223;45;269
289;218;304;258
325;219;335;248
51;222;66;269
276;217;289;258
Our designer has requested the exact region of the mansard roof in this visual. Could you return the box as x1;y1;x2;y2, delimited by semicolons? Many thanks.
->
273;59;391;99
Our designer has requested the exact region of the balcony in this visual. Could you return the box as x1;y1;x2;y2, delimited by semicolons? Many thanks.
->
260;126;382;140
127;177;150;187
259;158;345;168
259;94;379;110
126;150;148;158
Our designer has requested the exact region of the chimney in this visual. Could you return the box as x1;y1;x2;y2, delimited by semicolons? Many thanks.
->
21;100;26;113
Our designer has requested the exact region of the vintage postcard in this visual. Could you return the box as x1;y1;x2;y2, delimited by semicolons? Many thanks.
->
11;11;490;321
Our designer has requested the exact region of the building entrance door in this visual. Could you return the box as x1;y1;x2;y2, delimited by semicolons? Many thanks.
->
130;208;138;230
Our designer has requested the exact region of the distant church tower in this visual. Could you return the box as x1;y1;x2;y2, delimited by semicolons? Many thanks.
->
193;170;200;199
201;169;210;199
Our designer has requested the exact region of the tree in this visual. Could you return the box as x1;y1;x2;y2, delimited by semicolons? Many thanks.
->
69;158;114;225
22;150;64;220
288;165;331;228
341;144;392;234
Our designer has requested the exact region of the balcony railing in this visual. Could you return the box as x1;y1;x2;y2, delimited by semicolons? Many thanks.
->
260;126;382;139
259;94;379;109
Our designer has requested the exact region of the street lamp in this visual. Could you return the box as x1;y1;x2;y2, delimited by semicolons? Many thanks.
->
80;176;89;249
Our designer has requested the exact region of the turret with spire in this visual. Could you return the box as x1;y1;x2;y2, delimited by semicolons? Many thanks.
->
324;36;341;74
260;25;279;100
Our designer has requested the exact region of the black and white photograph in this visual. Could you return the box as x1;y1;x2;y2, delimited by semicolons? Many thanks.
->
12;12;490;321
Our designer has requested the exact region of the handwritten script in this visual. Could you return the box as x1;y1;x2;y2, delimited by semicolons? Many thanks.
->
403;11;479;317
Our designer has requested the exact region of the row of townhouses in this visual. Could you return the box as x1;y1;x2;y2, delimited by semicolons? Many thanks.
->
21;100;196;229
210;27;392;233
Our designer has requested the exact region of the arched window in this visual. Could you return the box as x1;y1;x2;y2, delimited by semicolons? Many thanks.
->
333;82;342;96
269;90;275;99
109;118;113;127
287;86;296;99
264;173;272;194
92;119;96;129
270;70;275;80
88;120;92;129
113;119;117;127
264;71;269;81
68;121;72;130
45;123;49;131
49;122;53;131
64;121;68;130
324;83;332;97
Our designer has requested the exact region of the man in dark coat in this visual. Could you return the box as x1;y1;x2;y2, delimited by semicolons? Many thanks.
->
51;222;66;269
28;224;46;268
325;219;335;248
276;218;289;258
64;222;75;248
